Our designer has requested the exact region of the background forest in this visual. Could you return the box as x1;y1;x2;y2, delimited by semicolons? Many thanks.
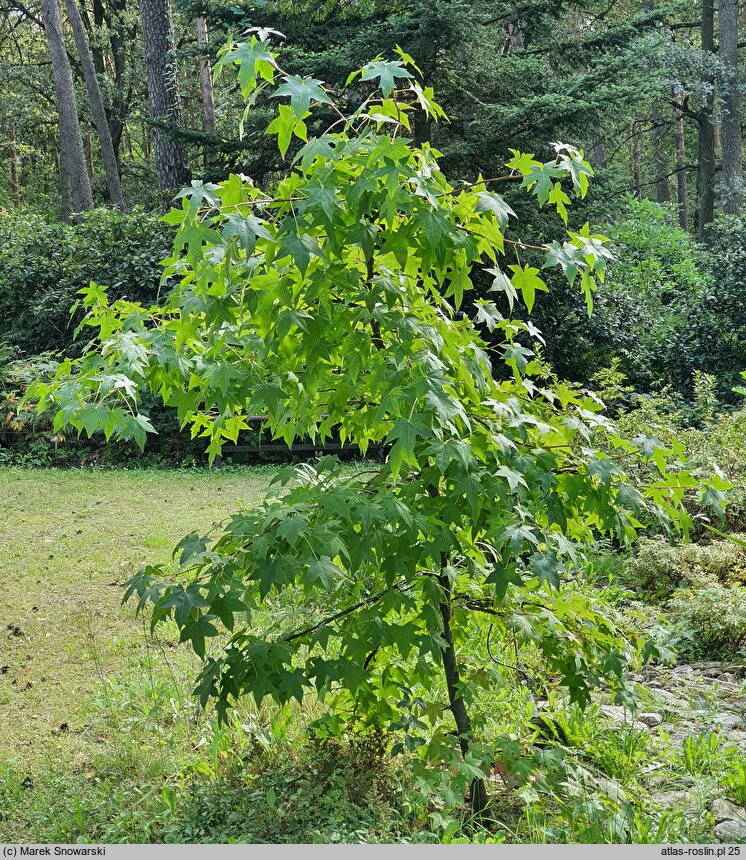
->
1;0;746;848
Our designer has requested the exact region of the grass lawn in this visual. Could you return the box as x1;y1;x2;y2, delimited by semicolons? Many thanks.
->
0;465;412;844
0;467;272;770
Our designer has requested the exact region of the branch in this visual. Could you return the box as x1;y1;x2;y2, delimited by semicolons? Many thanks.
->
284;581;411;643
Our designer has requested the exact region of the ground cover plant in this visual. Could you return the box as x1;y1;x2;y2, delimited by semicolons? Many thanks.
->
30;37;730;826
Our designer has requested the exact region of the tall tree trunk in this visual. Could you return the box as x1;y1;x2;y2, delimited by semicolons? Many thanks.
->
58;144;73;220
631;121;642;200
40;0;94;217
642;0;670;203
697;0;716;243
196;17;216;139
719;0;741;214
64;0;126;210
673;85;689;229
139;0;190;200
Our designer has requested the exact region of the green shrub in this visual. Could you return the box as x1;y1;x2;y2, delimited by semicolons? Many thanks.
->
668;585;746;659
620;537;746;599
615;538;746;659
0;208;171;356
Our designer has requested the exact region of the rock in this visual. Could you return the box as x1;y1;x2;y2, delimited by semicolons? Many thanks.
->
638;712;663;728
650;688;688;710
712;713;745;731
650;790;699;817
719;673;737;683
721;664;746;677
599;705;649;731
600;704;630;721
711;799;746;824
714;820;746;842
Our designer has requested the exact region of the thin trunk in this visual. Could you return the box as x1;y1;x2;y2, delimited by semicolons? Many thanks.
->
64;0;126;210
139;0;190;200
7;82;20;206
507;20;524;51
438;569;489;818
673;86;689;229
652;105;671;203
719;0;741;214
9;126;19;206
142;120;150;159
642;0;670;203
196;17;216;144
591;123;606;170
40;0;94;216
85;130;93;178
631;121;642;200
697;0;716;243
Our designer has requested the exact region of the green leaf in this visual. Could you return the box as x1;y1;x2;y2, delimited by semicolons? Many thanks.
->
179;614;219;659
221;213;271;254
360;58;413;97
273;75;333;119
508;264;547;314
475;192;515;227
306;557;340;592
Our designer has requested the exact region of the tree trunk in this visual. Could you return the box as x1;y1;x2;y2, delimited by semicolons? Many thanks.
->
196;17;216;137
673;85;689;229
9;126;19;206
507;20;524;51
697;0;716;243
64;0;126;210
631;121;642;200
642;0;670;204
139;0;190;200
719;0;741;214
40;0;94;217
85;130;93;178
651;104;671;203
438;569;489;818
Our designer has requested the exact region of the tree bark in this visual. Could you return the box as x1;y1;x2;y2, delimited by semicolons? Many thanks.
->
196;17;216;137
40;0;94;217
673;85;689;229
139;0;190;200
719;0;741;214
438;569;489;818
64;0;126;209
697;0;716;243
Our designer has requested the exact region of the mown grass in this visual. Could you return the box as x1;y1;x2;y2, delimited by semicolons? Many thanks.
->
0;466;272;768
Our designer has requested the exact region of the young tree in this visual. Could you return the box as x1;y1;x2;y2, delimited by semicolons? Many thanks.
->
139;0;190;196
40;0;93;216
33;38;717;815
63;0;126;210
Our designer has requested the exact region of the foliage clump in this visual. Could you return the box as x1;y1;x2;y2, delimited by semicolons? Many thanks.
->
0;208;171;356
